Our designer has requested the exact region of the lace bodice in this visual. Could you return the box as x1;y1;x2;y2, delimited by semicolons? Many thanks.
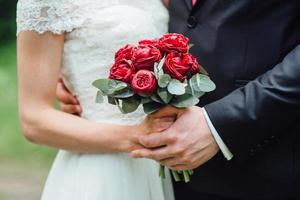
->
17;0;169;125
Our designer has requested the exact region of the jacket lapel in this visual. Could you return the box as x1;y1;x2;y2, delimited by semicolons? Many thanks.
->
184;0;193;10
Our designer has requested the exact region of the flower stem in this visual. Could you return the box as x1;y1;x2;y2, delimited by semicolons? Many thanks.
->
183;170;190;183
171;170;181;182
159;165;166;179
188;170;194;175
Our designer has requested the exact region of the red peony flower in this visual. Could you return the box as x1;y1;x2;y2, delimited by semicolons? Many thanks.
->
139;39;160;49
115;44;137;62
163;52;200;82
158;33;190;53
109;59;135;83
132;45;162;71
182;53;200;76
131;70;157;96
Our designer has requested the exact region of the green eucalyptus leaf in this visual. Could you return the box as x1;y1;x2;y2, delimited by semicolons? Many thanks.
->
167;79;186;95
154;56;165;78
93;79;129;95
157;56;165;71
158;74;171;88
199;67;209;76
114;98;126;114
189;73;216;92
193;90;205;98
96;91;104;103
171;94;199;108
154;63;159;78
185;84;193;95
114;82;128;92
157;87;173;104
121;96;141;114
150;93;164;104
92;79;114;94
188;43;194;50
112;87;134;98
186;84;205;98
143;102;163;114
141;97;153;104
107;96;116;105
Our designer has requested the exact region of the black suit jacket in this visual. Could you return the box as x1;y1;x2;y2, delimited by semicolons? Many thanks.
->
169;0;300;199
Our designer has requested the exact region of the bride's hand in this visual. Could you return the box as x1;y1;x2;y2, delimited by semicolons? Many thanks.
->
151;105;186;119
125;107;179;152
138;105;185;135
138;114;175;136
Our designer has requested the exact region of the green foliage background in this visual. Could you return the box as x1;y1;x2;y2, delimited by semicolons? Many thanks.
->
0;0;17;41
0;0;56;165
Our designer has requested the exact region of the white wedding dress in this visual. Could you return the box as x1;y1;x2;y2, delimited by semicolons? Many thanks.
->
17;0;174;199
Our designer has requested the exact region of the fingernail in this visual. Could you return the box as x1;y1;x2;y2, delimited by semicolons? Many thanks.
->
130;152;138;158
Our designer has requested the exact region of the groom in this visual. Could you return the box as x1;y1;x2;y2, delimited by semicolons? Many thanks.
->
57;0;300;199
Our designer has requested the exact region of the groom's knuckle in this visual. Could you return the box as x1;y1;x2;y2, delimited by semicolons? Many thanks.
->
182;156;188;163
142;139;152;147
187;157;193;164
191;163;198;169
174;146;185;155
167;135;177;144
182;155;192;163
190;157;197;164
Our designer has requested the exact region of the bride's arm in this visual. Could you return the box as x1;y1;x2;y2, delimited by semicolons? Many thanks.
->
17;31;169;154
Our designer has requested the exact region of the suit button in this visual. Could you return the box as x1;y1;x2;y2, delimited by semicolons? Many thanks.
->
250;149;255;156
263;140;269;144
187;16;198;29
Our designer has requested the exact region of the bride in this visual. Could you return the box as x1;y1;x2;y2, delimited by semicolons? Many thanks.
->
16;0;174;199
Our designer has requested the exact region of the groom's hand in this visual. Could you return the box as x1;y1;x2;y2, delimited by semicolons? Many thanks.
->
131;106;219;170
56;77;82;115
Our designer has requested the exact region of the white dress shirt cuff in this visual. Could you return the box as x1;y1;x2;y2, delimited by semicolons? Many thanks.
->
202;108;234;160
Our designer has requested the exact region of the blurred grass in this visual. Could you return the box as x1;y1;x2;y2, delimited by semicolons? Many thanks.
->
0;41;56;165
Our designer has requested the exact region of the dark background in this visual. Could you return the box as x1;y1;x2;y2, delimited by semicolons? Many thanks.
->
0;0;17;42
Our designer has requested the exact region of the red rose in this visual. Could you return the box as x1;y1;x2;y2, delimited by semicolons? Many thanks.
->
163;52;200;82
131;70;157;96
158;33;189;53
115;44;137;61
139;39;160;49
109;59;135;83
132;45;162;71
182;53;200;75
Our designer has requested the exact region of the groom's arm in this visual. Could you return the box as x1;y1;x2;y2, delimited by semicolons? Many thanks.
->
202;108;233;160
205;44;300;158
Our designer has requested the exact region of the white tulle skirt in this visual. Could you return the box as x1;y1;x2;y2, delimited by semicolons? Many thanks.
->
41;150;174;200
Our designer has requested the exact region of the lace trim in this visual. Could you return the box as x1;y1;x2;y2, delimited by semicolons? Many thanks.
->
17;0;86;35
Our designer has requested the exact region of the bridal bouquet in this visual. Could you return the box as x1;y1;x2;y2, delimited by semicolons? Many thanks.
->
93;33;216;182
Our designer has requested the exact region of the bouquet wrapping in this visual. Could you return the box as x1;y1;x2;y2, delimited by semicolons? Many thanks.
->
93;33;216;182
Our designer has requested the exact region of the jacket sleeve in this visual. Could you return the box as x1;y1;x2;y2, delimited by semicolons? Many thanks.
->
204;44;300;158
